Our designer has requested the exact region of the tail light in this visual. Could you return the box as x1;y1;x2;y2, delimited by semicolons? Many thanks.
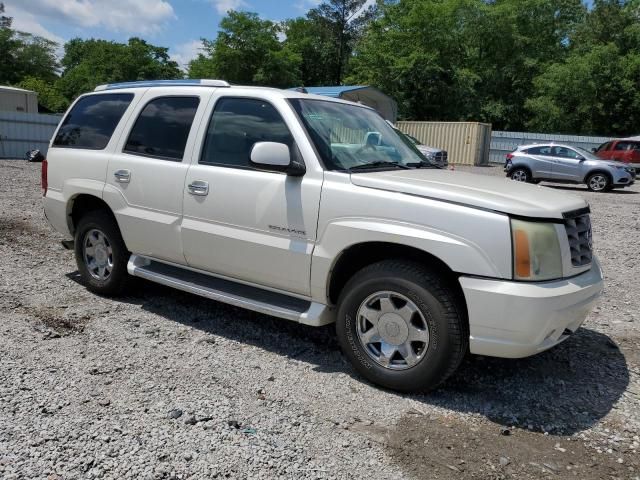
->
41;158;48;196
506;153;514;161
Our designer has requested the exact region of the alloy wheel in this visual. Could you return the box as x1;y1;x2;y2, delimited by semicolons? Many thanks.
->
588;174;607;191
82;228;113;281
356;291;430;370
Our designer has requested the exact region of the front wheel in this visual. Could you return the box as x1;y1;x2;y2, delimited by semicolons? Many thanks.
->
336;260;468;392
74;211;130;296
586;172;611;192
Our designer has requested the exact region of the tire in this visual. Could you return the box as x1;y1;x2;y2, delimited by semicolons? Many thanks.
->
336;260;468;392
74;210;130;296
509;167;531;183
586;172;611;192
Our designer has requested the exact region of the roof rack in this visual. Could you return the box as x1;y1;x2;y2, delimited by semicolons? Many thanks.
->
94;79;230;91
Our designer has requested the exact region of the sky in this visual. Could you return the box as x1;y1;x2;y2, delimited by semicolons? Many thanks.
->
5;0;330;68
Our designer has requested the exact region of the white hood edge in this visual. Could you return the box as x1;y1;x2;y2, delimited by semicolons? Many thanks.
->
350;169;588;219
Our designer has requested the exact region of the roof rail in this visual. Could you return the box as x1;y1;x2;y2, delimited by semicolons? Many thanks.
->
94;79;230;91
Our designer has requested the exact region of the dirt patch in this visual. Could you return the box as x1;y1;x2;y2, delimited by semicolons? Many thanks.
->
20;305;89;336
374;413;639;479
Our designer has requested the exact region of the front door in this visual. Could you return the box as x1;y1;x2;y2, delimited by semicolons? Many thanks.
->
104;90;207;264
181;96;322;296
549;146;583;181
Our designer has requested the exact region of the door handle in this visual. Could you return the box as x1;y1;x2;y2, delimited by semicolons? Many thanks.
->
114;169;131;183
187;180;209;196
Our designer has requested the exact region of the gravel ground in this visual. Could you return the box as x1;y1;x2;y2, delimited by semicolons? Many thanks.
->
1;160;639;480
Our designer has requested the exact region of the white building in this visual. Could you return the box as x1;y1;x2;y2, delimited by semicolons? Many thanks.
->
0;86;38;113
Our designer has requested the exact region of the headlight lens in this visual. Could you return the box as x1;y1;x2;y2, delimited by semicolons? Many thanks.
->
511;219;563;281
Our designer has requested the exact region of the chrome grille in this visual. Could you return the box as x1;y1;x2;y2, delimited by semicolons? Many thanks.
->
564;214;592;267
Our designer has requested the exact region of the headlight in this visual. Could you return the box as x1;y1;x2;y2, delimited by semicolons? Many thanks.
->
511;219;563;281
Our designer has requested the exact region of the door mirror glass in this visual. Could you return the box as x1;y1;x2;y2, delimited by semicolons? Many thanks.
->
250;142;305;176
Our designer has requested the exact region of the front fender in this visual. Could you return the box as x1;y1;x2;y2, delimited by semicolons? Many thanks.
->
310;215;511;303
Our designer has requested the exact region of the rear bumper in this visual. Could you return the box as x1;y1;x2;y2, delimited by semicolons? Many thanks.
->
460;257;603;358
43;190;72;238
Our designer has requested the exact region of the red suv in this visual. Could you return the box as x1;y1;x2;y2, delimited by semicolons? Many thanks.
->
594;138;640;168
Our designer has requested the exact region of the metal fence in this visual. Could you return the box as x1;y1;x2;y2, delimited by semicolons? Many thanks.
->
489;130;612;164
0;111;62;159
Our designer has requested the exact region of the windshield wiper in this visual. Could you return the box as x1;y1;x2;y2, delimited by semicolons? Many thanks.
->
348;161;412;172
406;160;438;169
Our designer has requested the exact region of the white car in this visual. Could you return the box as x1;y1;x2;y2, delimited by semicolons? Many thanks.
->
42;80;603;392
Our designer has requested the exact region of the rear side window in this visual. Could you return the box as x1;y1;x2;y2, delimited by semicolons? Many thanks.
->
614;141;632;151
53;93;133;149
524;146;551;155
200;97;293;168
124;96;200;161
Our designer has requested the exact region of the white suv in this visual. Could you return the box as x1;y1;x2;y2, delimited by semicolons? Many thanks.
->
42;80;604;392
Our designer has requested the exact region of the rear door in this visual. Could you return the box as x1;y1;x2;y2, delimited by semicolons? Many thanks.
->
103;88;210;264
522;146;554;178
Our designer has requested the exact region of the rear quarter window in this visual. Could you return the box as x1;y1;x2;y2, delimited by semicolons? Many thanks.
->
53;93;134;150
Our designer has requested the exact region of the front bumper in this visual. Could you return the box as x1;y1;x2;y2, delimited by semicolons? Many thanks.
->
459;257;603;358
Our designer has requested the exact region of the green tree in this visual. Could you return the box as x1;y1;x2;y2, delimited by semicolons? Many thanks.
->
57;37;182;100
305;0;375;85
349;0;584;129
188;11;300;87
282;17;335;86
526;0;640;135
0;3;59;86
18;76;68;112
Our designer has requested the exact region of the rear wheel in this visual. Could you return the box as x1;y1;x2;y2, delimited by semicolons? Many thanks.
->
336;260;468;392
509;167;531;183
586;172;610;192
74;211;130;296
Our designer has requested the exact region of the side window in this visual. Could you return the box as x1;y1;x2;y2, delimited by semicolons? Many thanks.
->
552;146;580;159
124;96;200;161
614;142;631;151
595;142;611;152
53;93;133;149
200;97;294;168
631;142;640;150
525;146;551;155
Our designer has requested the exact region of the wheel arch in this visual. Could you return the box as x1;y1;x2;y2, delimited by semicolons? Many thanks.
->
327;241;464;307
67;194;119;236
584;169;612;184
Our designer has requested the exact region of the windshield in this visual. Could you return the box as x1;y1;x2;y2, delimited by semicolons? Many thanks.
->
289;98;426;171
573;146;600;160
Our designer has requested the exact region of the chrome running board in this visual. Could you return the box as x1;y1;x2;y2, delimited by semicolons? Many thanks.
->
127;255;333;326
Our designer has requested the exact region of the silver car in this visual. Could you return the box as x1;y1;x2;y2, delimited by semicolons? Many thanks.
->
505;143;636;192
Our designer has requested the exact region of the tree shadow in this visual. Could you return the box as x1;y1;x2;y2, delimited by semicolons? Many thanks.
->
68;273;629;436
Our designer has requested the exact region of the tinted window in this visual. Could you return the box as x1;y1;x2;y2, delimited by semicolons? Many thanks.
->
200;98;293;168
124;96;199;161
552;146;581;159
525;146;552;155
53;93;133;149
614;141;632;151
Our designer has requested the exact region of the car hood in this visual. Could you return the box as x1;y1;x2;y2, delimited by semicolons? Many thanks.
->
350;169;588;219
589;158;626;168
